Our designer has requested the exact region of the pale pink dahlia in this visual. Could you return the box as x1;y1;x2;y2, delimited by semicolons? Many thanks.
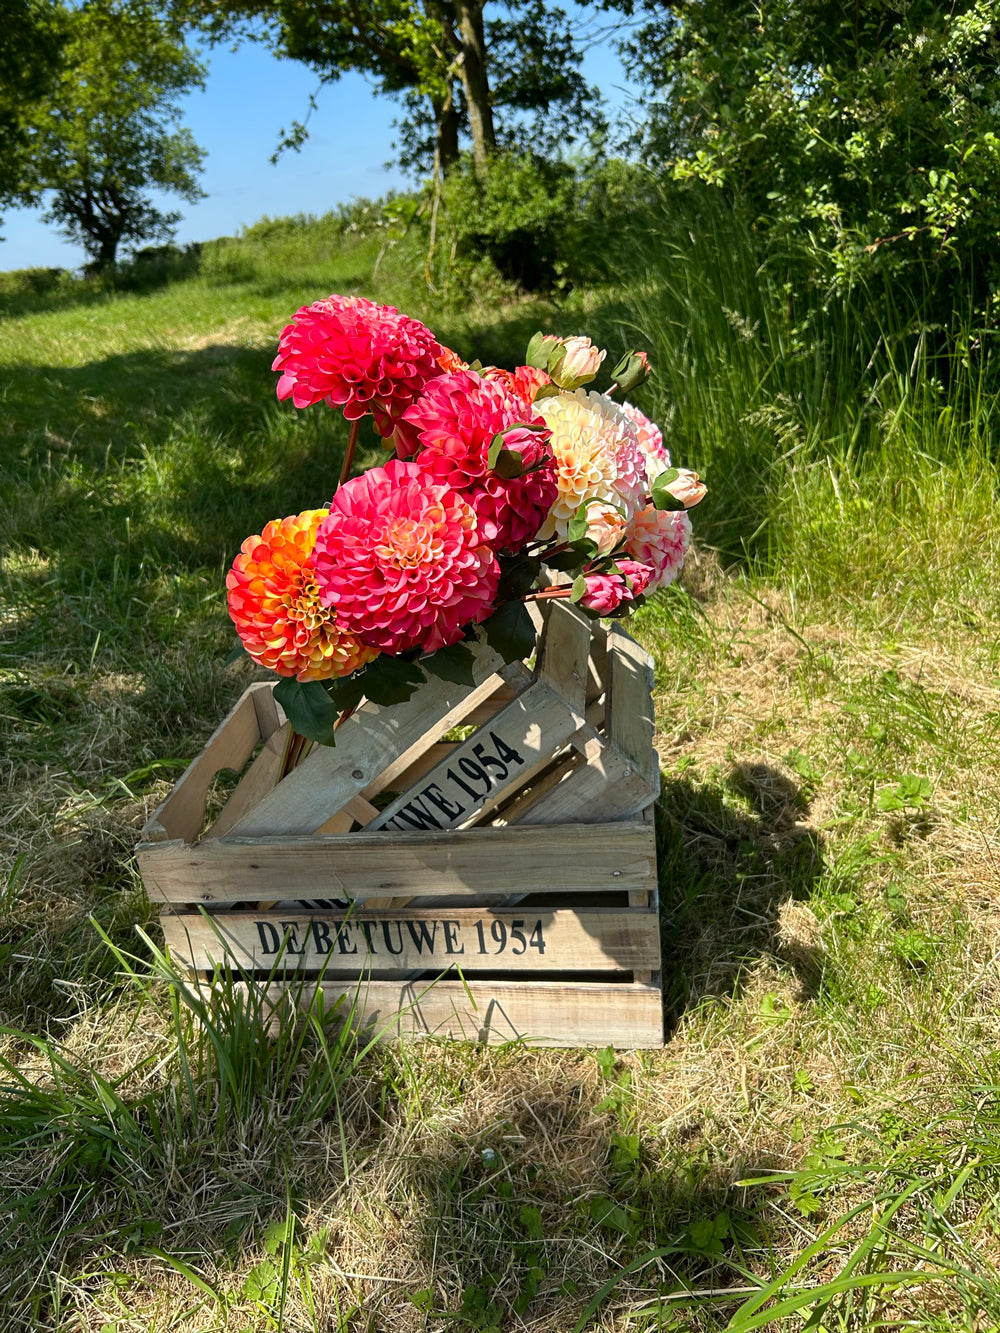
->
226;510;379;681
625;506;692;591
402;370;557;552
535;389;646;539
620;401;670;485
272;295;445;437
311;459;499;654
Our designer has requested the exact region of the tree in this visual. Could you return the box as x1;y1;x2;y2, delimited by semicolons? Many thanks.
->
172;0;599;182
618;0;1000;309
29;0;206;266
0;1;68;215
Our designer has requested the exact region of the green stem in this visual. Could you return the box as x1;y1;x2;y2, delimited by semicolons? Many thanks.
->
337;418;362;490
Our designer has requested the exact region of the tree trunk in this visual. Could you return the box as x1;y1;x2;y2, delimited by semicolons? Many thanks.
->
453;0;495;180
432;86;460;177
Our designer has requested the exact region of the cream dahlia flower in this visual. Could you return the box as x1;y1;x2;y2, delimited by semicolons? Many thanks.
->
535;389;646;539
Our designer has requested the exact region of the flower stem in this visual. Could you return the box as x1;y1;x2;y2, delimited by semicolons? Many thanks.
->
337;418;361;491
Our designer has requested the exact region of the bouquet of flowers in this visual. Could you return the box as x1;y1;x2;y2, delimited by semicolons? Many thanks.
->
226;295;705;744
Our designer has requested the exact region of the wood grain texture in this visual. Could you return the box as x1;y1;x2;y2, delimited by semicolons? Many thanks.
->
227;636;507;837
140;684;268;843
239;978;664;1047
367;679;585;832
204;721;292;839
161;905;660;974
535;599;593;713
137;820;656;905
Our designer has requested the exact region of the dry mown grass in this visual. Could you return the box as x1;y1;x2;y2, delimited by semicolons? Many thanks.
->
3;565;1000;1330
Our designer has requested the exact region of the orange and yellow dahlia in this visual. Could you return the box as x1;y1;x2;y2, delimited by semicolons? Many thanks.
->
226;510;379;681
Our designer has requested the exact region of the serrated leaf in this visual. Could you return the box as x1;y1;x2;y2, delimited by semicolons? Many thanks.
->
482;600;537;663
422;641;477;685
544;550;585;573
360;655;425;705
497;554;541;600
273;677;340;746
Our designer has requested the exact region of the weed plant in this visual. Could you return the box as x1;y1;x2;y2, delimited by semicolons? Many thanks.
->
1;199;1000;1330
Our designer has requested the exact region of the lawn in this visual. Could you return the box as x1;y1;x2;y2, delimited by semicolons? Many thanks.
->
2;210;1000;1332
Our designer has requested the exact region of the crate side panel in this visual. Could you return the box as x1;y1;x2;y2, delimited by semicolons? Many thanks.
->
243;978;664;1048
161;905;660;975
137;820;657;905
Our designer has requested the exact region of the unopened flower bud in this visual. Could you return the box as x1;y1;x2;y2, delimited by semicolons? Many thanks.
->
611;349;651;394
550;335;606;389
659;467;707;509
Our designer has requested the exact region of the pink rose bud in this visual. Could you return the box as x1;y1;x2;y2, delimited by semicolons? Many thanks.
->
611;349;651;394
660;467;707;509
615;559;654;598
579;572;629;614
550;335;606;390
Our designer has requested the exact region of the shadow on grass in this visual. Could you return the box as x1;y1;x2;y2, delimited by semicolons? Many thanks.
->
656;765;826;1036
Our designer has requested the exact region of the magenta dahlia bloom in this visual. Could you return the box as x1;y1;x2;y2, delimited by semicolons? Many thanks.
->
402;370;557;553
311;459;499;655
272;295;445;437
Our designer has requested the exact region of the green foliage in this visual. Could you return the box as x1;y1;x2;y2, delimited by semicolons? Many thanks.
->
29;0;206;266
0;1;67;213
622;0;1000;316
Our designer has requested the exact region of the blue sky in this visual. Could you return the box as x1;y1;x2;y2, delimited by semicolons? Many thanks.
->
1;11;639;273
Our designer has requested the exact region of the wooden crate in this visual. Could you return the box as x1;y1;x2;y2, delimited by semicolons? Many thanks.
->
136;601;664;1048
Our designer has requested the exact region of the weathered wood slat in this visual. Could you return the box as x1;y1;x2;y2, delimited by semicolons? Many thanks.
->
605;623;660;796
136;820;656;905
227;636;507;837
367;679;585;833
161;905;659;975
535;599;592;714
204;721;292;840
239;978;664;1047
141;683;270;843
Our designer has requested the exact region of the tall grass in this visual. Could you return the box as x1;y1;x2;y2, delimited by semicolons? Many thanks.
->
620;186;1000;626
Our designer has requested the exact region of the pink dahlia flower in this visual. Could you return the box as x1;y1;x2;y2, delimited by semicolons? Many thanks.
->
625;506;692;591
272;294;445;438
226;510;378;681
620;401;670;486
402;370;557;553
312;459;499;655
578;560;653;614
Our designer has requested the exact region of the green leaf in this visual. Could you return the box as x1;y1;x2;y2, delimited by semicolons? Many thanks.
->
525;330;550;368
422;641;477;686
651;467;685;511
570;575;587;603
273;677;340;746
544;550;585;573
497;554;541;600
487;433;505;469
494;447;526;478
482;600;537;663
532;382;562;401
359;655;425;706
589;1196;636;1238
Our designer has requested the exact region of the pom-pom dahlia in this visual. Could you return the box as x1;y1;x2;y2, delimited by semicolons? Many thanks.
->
625;506;692;591
535;389;646;539
402;370;557;552
272;295;445;437
312;459;500;655
620;400;670;484
226;510;379;681
480;364;551;410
